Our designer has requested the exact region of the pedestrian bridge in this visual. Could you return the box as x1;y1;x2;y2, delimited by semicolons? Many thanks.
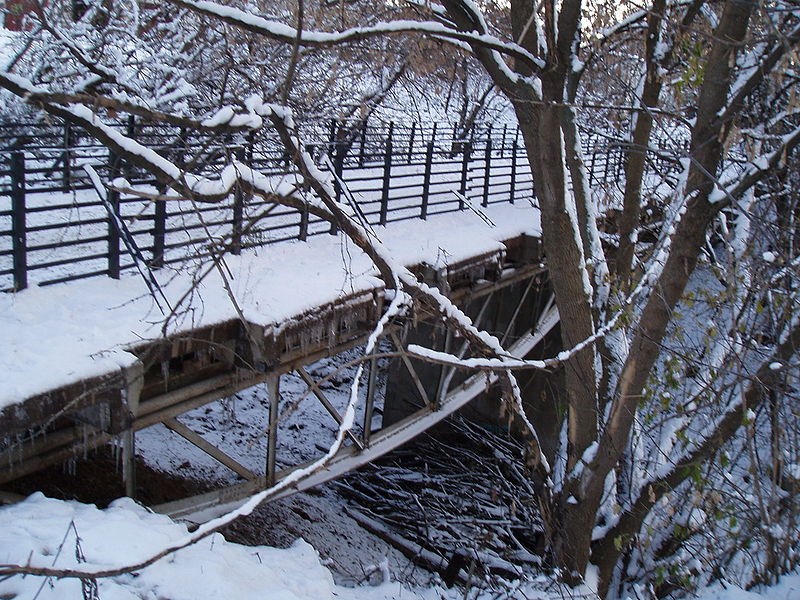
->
0;120;561;520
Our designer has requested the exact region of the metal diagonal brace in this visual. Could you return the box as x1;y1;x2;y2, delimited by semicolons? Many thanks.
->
389;331;432;408
296;367;364;451
164;417;257;481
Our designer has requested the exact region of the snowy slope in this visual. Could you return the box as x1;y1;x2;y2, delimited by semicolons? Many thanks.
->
0;493;423;600
1;493;797;600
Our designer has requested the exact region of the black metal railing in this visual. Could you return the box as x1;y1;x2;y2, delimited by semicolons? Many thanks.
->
4;116;667;291
0;117;543;291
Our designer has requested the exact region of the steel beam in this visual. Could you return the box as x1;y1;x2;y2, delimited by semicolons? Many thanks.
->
164;418;257;481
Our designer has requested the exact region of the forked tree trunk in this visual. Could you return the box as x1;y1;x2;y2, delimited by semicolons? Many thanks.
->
454;0;760;592
513;100;599;583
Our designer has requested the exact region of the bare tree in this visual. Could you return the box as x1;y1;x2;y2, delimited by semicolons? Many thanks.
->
1;0;799;597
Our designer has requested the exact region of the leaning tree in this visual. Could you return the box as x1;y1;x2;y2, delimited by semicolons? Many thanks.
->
0;0;799;597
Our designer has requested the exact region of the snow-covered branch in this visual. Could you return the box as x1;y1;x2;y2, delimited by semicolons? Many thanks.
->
170;0;544;71
716;124;800;205
719;21;800;127
593;319;800;562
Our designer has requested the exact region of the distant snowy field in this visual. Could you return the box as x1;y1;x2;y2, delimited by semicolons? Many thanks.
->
1;493;798;599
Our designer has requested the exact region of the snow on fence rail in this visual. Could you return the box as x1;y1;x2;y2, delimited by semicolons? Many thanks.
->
0;118;545;291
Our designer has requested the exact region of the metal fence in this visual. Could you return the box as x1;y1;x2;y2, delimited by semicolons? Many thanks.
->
0;118;543;291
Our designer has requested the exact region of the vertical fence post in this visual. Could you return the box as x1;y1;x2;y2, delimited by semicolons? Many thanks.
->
379;122;393;225
482;126;492;207
298;203;309;241
510;138;517;205
358;120;367;167
407;122;416;165
62;122;72;192
107;151;121;279
328;119;337;157
500;124;507;158
420;123;436;220
334;142;345;205
232;147;245;254
152;198;166;268
125;115;136;179
458;141;471;210
10;151;27;291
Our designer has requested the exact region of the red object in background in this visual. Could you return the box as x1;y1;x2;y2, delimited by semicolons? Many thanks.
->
4;0;36;31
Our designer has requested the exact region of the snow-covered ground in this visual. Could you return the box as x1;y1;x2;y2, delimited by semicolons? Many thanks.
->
0;493;798;599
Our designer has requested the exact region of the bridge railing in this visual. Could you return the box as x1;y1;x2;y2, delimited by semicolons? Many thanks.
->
0;116;685;292
0;118;544;291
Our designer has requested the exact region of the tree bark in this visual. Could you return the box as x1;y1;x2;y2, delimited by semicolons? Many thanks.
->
615;0;667;285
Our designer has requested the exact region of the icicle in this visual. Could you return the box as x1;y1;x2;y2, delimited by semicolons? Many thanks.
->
82;424;90;460
112;437;121;473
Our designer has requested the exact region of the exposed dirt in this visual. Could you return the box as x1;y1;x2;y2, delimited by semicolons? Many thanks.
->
220;487;428;587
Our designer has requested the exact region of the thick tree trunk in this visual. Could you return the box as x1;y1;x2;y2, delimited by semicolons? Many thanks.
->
515;105;598;462
514;100;599;582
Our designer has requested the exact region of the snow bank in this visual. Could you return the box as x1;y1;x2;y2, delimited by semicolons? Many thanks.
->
0;493;420;600
696;575;800;600
1;493;797;599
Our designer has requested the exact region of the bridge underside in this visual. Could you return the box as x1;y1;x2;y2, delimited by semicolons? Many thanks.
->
0;234;556;519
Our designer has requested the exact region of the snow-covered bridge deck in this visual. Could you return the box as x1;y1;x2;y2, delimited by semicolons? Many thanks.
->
0;203;553;516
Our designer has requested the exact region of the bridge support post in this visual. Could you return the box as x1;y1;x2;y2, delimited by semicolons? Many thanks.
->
363;357;378;447
122;429;136;498
265;374;280;487
122;361;143;499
